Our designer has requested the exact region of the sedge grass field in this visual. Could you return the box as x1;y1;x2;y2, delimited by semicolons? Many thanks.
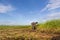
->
0;19;60;40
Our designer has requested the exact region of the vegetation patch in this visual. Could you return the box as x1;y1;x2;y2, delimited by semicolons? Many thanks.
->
0;19;60;40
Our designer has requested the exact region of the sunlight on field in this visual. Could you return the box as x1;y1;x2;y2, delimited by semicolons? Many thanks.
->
0;19;60;40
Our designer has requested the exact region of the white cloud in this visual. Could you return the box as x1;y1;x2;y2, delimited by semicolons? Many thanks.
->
42;12;60;22
40;0;60;12
0;21;18;25
0;4;15;13
47;12;60;17
47;0;60;10
40;0;60;22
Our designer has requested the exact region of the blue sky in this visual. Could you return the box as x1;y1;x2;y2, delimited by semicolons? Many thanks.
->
0;0;60;25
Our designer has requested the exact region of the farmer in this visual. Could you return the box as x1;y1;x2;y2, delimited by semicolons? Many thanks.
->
31;22;38;30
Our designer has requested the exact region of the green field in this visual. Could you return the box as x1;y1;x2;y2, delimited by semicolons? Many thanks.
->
0;19;60;40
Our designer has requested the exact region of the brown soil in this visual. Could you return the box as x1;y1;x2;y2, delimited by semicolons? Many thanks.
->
0;28;60;40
